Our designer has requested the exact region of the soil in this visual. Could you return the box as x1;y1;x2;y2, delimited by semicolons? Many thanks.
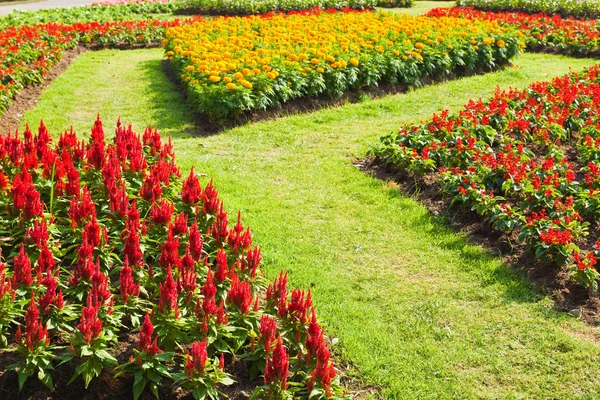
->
357;156;600;325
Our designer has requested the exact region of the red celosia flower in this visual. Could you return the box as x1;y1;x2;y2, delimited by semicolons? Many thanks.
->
12;244;33;287
83;214;101;248
188;219;204;261
211;207;229;245
20;292;50;350
78;297;103;344
173;211;189;236
140;172;162;203
264;336;289;389
214;248;229;283
38;272;58;314
201;179;220;215
179;246;197;302
307;339;336;397
123;226;143;267
200;268;217;316
89;266;111;309
138;312;162;356
119;257;140;303
227;273;253;314
246;247;261;279
87;115;106;169
185;339;208;377
158;266;179;317
305;309;322;363
159;226;180;269
259;315;277;352
182;167;202;205
266;271;288;308
227;211;253;254
150;199;174;225
37;244;56;277
288;289;312;324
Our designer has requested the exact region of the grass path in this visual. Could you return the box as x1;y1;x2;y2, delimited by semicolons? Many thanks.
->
21;49;600;398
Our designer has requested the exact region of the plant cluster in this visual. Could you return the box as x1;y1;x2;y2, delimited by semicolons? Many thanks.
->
370;65;600;291
376;0;413;8
164;8;521;122
428;7;600;57
456;0;600;19
0;117;348;399
178;0;378;16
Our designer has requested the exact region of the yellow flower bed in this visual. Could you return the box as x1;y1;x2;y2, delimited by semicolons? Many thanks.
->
164;9;522;121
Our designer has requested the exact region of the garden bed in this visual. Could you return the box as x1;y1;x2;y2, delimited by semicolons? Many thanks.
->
165;8;522;123
368;64;600;322
358;156;600;324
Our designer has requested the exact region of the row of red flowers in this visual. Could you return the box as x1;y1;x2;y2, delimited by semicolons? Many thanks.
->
428;7;600;58
370;65;600;292
0;117;348;399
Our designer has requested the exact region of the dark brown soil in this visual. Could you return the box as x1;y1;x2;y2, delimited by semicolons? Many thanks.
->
357;156;600;325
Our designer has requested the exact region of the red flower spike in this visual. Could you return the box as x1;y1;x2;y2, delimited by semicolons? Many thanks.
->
78;297;103;344
227;273;253;314
201;179;220;215
21;292;50;350
138;312;162;356
173;211;189;236
150;199;174;226
12;244;33;287
188;339;208;377
201;268;217;316
309;339;336;397
159;225;180;269
119;257;140;303
188;219;204;261
259;315;277;352
39;273;58;314
123;226;143;267
246;247;262;279
182;167;202;205
87;115;106;169
214;248;229;283
179;246;197;302
158;266;179;318
264;336;289;390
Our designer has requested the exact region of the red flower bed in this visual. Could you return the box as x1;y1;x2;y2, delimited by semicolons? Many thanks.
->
0;117;348;399
428;7;600;57
370;65;600;291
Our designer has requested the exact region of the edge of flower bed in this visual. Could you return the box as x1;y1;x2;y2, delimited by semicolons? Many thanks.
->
356;156;600;325
0;42;168;135
163;60;516;135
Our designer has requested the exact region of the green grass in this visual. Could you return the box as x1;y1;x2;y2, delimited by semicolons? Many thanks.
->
22;49;600;398
377;1;455;16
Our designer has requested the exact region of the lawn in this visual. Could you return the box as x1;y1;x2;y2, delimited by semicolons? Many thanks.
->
19;46;600;398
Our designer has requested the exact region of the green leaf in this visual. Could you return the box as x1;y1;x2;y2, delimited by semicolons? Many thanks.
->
18;369;30;390
133;375;147;400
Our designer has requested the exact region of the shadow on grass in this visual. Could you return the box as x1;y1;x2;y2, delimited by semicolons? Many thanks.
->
137;58;197;140
381;184;552;309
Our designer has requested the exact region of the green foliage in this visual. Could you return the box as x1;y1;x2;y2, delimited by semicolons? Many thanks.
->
0;2;179;28
178;0;377;15
457;0;600;18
